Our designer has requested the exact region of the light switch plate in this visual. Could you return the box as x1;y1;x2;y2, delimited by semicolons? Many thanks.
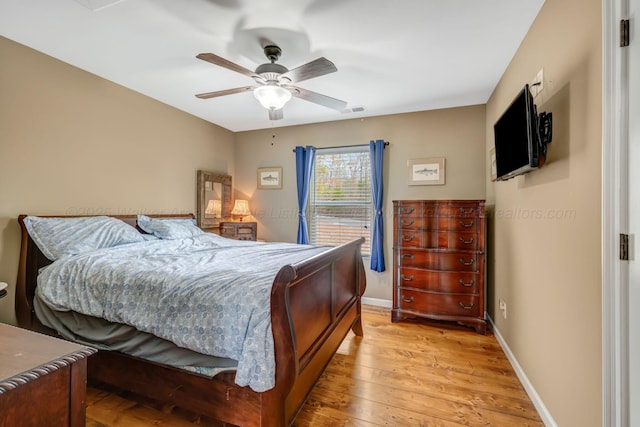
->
530;68;544;97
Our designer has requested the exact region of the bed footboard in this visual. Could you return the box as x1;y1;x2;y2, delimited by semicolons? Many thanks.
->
269;237;366;425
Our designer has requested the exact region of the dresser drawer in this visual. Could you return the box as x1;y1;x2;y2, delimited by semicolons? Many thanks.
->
397;230;479;250
236;226;256;239
397;249;481;272
395;202;437;217
219;226;235;237
398;268;479;293
436;202;483;218
397;289;481;317
396;216;479;232
395;201;483;218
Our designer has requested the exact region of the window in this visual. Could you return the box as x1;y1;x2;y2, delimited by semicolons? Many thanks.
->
310;146;371;256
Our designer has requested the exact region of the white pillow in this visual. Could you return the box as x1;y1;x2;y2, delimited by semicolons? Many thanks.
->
137;215;203;239
24;216;147;261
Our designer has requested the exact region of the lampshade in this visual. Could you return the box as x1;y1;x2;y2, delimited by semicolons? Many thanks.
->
205;199;222;218
231;199;251;218
253;84;292;110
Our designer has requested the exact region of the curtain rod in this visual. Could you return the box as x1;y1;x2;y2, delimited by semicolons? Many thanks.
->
291;141;389;152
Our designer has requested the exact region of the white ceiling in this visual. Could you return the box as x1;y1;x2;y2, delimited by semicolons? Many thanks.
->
0;0;544;132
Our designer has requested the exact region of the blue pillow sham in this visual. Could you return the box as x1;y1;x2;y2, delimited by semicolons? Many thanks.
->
137;215;203;240
24;215;147;261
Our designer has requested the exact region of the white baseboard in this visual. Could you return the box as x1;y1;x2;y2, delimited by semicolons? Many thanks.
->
361;297;392;308
488;315;557;427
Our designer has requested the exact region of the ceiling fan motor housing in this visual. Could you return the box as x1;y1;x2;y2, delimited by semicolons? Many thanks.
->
255;62;289;82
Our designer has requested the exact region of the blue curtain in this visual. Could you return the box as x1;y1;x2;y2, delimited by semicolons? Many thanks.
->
369;140;385;272
295;145;316;244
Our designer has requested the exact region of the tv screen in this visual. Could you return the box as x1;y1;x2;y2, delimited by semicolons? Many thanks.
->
493;84;540;181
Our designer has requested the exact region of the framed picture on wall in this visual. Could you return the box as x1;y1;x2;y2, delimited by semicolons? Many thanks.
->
407;157;445;185
257;167;283;189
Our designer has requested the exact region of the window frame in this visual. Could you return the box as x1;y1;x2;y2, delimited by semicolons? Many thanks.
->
308;145;372;257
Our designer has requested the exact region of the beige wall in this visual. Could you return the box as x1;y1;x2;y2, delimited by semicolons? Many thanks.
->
485;0;602;425
234;106;486;300
0;1;605;422
0;36;236;324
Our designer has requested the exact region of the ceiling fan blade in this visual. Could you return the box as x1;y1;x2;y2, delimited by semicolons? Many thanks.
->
268;108;284;120
281;57;337;83
196;53;261;80
290;86;347;111
195;86;256;99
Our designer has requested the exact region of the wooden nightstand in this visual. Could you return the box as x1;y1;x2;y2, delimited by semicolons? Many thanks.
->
0;324;96;426
219;221;257;241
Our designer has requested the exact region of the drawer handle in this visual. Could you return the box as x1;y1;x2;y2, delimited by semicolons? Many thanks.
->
401;295;415;303
459;279;475;287
401;219;415;226
459;237;475;244
402;254;415;260
459;302;475;310
459;258;475;266
459;207;475;214
459;220;475;228
402;235;415;242
401;207;415;214
401;274;414;281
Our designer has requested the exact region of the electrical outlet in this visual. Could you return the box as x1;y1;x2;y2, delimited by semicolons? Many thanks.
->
499;299;507;319
530;68;544;97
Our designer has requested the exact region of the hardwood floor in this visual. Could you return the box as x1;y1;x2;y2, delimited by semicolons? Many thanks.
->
85;305;543;426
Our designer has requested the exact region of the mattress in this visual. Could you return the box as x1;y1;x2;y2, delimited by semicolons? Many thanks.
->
34;293;238;377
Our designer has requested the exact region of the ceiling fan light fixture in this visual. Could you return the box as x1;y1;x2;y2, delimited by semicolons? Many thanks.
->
253;84;292;110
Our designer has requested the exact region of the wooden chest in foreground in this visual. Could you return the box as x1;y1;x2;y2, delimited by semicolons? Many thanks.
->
0;323;96;427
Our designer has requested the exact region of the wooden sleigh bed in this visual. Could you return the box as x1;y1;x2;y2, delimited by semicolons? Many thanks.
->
15;214;366;426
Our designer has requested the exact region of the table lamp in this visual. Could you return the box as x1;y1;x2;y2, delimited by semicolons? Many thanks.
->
231;200;251;221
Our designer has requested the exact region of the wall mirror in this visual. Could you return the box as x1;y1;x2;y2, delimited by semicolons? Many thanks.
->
197;170;232;230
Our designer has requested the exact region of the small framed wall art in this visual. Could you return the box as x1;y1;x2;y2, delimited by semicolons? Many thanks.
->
257;167;283;189
407;157;446;186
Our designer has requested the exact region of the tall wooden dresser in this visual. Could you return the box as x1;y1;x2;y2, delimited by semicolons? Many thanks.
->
392;200;487;334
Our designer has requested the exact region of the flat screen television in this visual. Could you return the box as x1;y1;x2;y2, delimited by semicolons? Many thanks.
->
493;84;544;181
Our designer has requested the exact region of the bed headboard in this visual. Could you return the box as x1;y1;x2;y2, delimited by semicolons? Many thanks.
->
15;213;195;331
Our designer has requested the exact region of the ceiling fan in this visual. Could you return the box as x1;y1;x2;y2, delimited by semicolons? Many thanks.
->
195;45;347;120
